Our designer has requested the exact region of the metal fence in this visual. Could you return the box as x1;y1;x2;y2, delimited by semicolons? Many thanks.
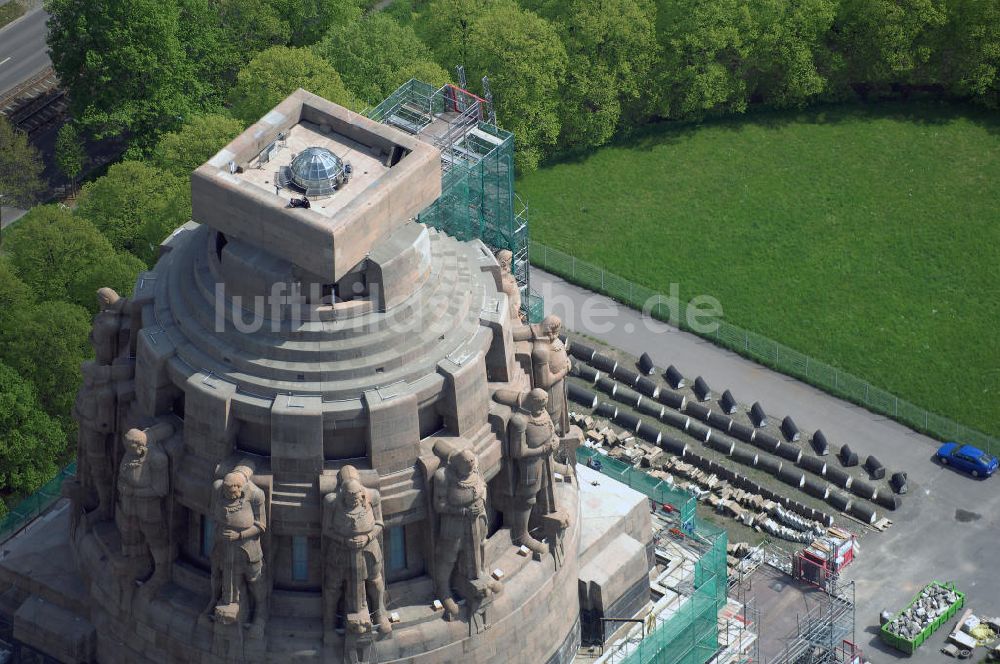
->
530;243;999;455
0;463;75;544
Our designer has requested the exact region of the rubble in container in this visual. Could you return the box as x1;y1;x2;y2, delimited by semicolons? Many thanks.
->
884;585;962;641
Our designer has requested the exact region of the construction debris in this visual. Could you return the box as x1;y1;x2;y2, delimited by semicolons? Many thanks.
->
881;582;965;653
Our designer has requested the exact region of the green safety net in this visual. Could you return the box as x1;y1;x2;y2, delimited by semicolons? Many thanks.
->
577;447;728;664
0;463;76;544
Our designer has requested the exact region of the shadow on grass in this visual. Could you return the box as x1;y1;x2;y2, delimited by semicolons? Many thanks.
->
539;99;1000;168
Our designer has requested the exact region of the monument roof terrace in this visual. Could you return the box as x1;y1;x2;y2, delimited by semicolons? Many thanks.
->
191;89;441;282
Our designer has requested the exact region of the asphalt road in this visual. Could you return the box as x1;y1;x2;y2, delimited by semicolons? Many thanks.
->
0;7;50;96
532;268;1000;661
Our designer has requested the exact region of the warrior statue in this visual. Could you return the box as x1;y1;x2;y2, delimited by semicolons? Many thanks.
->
116;428;171;590
322;465;391;647
74;361;117;519
504;389;570;557
514;315;571;435
496;249;523;323
432;449;502;620
91;287;128;366
204;467;269;638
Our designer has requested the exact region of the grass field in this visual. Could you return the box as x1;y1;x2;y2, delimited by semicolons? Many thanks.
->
518;102;1000;437
0;1;26;29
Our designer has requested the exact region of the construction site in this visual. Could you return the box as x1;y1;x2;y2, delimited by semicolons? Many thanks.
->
0;74;997;664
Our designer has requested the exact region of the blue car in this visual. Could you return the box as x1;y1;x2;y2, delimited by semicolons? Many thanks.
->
937;442;999;478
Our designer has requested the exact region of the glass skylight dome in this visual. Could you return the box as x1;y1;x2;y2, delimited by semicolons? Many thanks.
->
289;147;346;197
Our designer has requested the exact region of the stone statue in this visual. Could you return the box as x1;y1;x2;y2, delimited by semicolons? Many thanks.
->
91;287;127;366
514;316;571;435
204;467;269;638
74;361;117;519
116;428;171;590
503;389;570;557
496;249;523;323
432;449;502;622
322;465;391;648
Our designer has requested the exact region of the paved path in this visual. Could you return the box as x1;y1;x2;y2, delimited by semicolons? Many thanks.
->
1;205;28;230
533;267;1000;660
0;7;50;97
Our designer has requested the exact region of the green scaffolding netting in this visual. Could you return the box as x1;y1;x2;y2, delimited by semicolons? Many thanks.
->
368;80;541;322
578;448;728;664
0;463;76;544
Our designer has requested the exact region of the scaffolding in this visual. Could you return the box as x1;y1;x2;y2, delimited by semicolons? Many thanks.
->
367;79;543;322
771;582;859;664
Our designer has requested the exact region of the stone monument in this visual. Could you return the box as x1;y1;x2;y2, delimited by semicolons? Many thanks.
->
0;88;653;664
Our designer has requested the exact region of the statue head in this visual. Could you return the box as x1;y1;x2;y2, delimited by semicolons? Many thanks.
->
342;479;367;509
450;449;478;479
496;249;513;274
541;315;562;340
223;471;246;500
96;287;121;311
124;428;148;457
524;388;549;416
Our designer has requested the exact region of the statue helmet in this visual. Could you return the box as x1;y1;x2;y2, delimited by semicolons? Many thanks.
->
124;428;147;448
97;287;121;308
524;388;549;411
541;315;562;335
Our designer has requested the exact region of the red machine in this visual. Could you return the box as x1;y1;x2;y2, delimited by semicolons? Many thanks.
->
794;527;856;588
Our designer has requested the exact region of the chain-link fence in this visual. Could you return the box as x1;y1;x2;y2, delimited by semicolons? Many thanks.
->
531;243;999;455
0;463;75;544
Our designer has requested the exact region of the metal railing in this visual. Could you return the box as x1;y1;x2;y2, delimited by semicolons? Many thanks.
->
0;463;76;544
530;242;999;455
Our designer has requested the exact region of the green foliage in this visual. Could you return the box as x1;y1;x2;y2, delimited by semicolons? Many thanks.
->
0;1;27;29
831;0;947;91
3;205;142;309
518;103;1000;436
216;0;291;56
0;117;45;208
0;361;65;497
68;252;147;316
45;0;203;150
273;0;363;46
229;46;357;124
937;0;1000;107
551;0;659;150
74;161;189;263
151;113;245;177
0;260;32;332
55;123;86;187
314;14;449;105
0;301;91;432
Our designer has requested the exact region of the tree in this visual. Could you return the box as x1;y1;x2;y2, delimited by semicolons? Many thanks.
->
151;113;245;178
3;205;138;308
273;0;363;46
0;302;91;432
0;361;65;497
433;1;566;171
68;252;147;315
46;0;201;150
216;0;291;57
314;14;450;105
0;259;32;332
74;161;189;263
55;123;86;191
830;0;947;94
229;46;357;124
0;116;45;209
937;0;1000;108
417;0;498;72
551;0;659;150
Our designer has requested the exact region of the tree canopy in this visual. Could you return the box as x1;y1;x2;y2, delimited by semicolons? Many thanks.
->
3;205;141;309
46;0;202;149
314;13;449;106
151;113;245;178
0;117;45;208
0;361;65;498
74;161;190;263
229;46;357;124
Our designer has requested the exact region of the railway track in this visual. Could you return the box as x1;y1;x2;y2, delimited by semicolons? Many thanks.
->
0;66;68;136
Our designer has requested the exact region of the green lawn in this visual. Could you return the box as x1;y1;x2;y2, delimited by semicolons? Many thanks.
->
518;102;1000;437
